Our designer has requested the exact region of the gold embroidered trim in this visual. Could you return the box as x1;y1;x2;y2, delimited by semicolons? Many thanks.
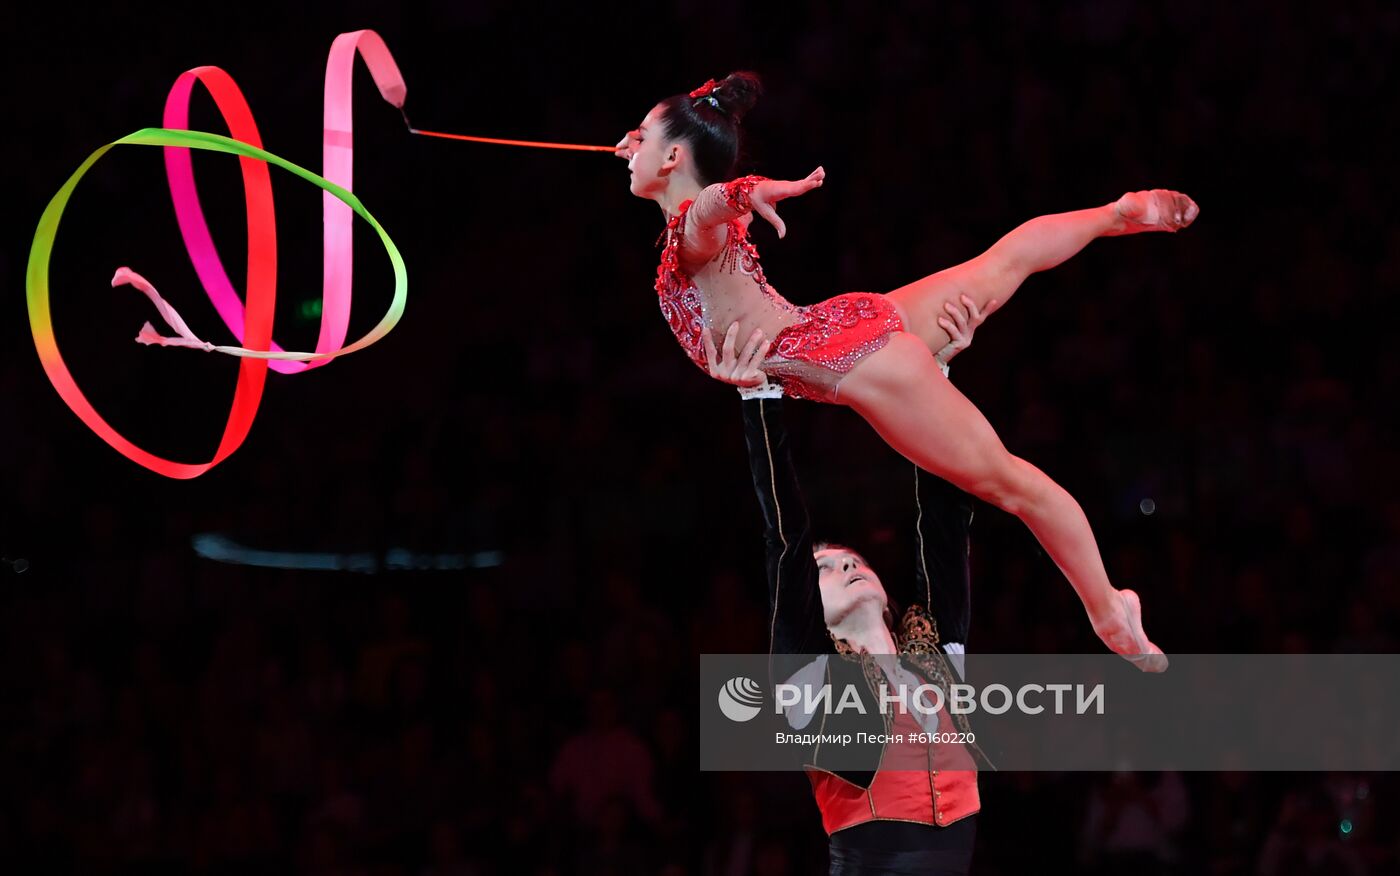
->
897;604;941;651
760;400;786;655
812;658;832;763
913;465;932;614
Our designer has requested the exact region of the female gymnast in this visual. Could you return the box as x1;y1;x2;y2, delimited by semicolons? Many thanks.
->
616;72;1197;671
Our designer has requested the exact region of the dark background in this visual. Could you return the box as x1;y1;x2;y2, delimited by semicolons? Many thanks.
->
3;1;1398;873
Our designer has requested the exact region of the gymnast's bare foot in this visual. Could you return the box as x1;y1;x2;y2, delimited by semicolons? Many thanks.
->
1110;189;1199;234
1090;588;1169;673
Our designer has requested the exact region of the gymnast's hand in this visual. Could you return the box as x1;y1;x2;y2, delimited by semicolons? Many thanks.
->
933;294;1002;369
751;167;825;239
702;322;771;388
615;129;639;159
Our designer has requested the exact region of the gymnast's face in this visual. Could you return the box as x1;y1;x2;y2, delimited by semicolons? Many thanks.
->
624;105;676;199
814;547;889;628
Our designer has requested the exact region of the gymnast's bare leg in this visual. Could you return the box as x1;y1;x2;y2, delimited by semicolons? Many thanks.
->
890;190;1198;351
839;193;1196;670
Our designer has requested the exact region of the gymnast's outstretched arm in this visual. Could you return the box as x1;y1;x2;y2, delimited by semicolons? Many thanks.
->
683;170;827;259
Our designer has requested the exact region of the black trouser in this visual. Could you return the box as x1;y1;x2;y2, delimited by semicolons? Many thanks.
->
828;817;976;876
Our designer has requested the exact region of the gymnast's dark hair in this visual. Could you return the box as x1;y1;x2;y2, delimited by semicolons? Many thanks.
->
658;71;762;186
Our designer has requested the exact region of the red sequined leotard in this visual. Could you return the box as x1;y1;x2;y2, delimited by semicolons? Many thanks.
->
655;176;905;402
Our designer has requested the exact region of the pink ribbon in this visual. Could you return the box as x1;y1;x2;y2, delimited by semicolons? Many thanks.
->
161;29;406;374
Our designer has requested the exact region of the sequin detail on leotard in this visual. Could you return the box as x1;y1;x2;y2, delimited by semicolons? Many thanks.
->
768;294;904;399
721;175;767;214
655;199;779;368
655;207;708;368
654;199;904;402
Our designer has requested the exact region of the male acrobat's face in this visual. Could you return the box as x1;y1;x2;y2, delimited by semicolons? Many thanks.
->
814;547;888;628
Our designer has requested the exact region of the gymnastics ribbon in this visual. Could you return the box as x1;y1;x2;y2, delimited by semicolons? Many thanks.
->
26;128;407;479
29;27;611;479
162;29;406;373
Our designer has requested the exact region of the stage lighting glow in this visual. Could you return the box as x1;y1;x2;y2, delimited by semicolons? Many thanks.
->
191;534;501;573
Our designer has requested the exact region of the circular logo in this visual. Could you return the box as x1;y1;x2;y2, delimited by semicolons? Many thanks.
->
718;676;764;722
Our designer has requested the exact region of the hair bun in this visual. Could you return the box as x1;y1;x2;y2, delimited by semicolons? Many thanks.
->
713;71;762;122
664;72;763;185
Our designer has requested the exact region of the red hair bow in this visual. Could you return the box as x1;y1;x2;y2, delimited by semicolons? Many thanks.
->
689;79;719;99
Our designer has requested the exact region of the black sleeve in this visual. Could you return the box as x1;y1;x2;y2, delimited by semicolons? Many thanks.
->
741;397;832;658
908;466;976;648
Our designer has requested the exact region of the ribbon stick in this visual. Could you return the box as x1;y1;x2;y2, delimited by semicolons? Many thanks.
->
26;128;407;479
407;124;616;153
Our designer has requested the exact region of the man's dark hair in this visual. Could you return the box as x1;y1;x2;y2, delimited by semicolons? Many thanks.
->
813;541;899;631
